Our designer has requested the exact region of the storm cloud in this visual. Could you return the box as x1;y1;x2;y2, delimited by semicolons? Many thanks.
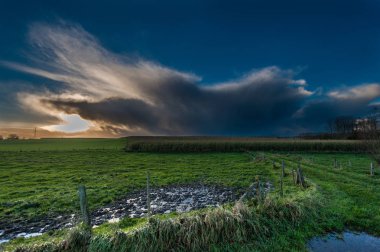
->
39;68;311;135
3;22;380;136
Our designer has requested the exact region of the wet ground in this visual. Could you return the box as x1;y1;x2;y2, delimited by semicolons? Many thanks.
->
0;182;272;244
308;231;380;252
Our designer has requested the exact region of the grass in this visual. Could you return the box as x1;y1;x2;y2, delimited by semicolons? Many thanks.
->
1;139;380;251
273;152;380;234
0;145;274;224
0;138;126;152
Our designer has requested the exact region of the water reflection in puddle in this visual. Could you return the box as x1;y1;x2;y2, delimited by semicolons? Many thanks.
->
308;231;380;252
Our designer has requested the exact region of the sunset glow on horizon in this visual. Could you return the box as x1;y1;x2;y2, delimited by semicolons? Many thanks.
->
41;113;92;133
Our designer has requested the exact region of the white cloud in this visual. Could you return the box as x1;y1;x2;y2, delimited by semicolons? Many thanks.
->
328;83;380;100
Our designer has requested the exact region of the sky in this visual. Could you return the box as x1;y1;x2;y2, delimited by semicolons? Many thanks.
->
1;0;380;137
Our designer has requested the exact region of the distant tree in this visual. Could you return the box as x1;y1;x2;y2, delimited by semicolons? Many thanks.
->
0;135;3;140
8;134;19;140
354;117;377;133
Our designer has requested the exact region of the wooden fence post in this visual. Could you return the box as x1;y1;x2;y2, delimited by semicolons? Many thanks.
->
296;168;306;188
255;175;261;201
370;162;374;176
78;185;91;227
349;160;352;167
146;171;151;217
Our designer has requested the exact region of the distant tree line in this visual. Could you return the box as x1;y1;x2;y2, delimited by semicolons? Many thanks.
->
329;116;377;139
0;134;20;140
300;115;379;140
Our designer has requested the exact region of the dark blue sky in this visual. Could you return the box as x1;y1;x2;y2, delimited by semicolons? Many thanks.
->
1;0;380;136
1;0;380;87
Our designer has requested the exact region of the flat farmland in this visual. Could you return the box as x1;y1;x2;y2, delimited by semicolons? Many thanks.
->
1;138;380;251
0;150;274;223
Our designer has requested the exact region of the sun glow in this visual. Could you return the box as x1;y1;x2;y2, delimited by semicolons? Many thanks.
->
42;113;92;133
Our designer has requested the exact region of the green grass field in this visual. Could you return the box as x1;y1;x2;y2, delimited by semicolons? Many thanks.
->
0;149;274;222
0;138;126;151
1;138;380;251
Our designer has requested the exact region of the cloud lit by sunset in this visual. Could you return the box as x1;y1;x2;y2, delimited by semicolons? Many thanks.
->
1;2;380;138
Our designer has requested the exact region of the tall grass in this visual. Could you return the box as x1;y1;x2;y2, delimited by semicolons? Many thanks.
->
126;137;366;153
13;185;323;252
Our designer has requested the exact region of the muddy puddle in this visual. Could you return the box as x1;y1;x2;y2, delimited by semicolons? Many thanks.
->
0;182;274;244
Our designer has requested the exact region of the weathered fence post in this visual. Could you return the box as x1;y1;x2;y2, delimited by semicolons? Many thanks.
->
292;169;296;184
349;160;352;167
370;162;375;176
146;171;151;217
78;185;91;227
334;158;337;169
297;168;306;188
256;175;261;201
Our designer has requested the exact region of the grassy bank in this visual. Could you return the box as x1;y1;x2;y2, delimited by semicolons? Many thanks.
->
125;136;366;152
8;182;324;252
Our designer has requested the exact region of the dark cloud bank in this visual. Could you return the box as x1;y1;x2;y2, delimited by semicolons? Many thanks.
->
3;22;380;136
42;70;308;135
